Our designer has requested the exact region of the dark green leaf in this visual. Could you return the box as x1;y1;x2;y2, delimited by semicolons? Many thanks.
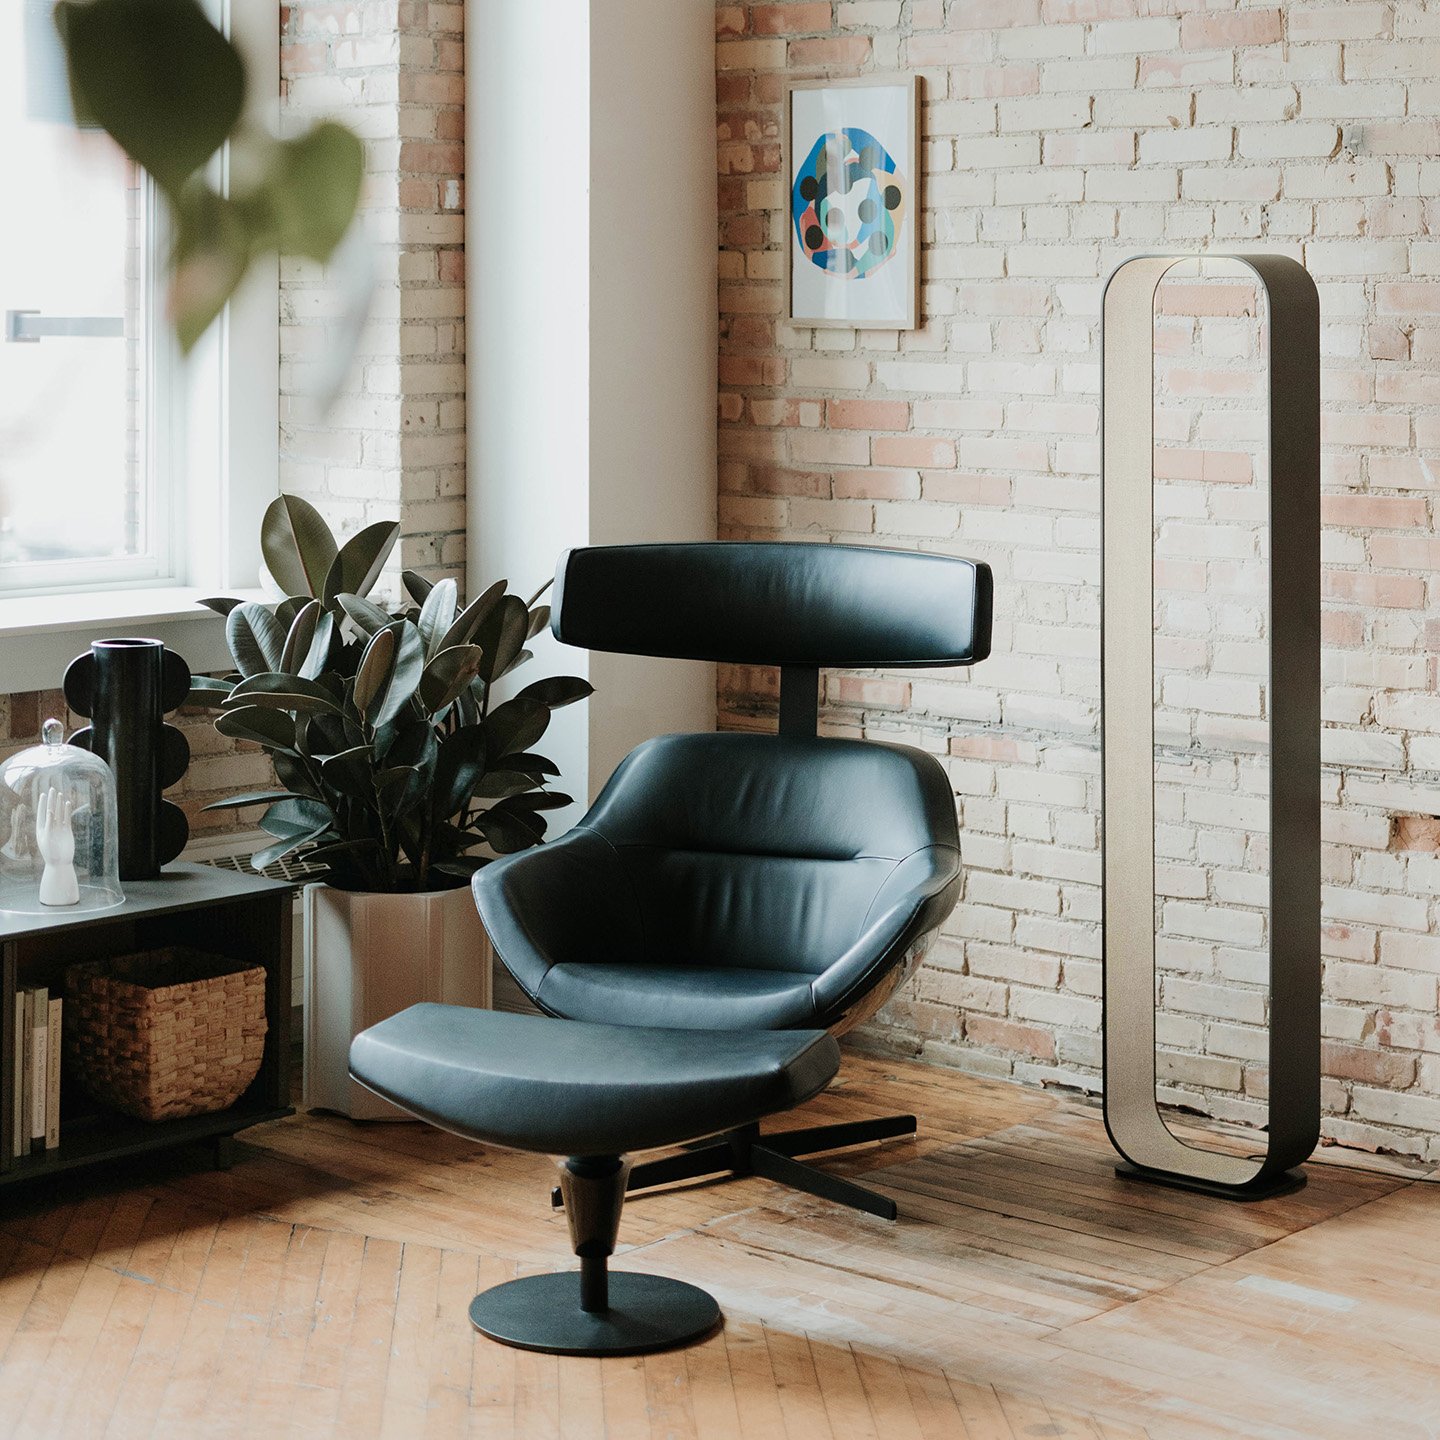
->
359;621;424;729
433;725;487;819
215;705;297;750
439;579;506;651
526;604;551;640
337;592;393;639
56;0;245;197
226;602;285;678
432;857;488;879
475;808;546;854
201;790;309;812
264;796;334;832
504;751;562;778
512;675;594;710
418;577;458;660
419;645;484;715
485;696;550;758
279;599;322;675
185;675;234;709
320;745;372;793
198;595;242;616
262;494;337;600
471;770;540;801
324;520;400;608
226;672;343;715
299;611;335;679
252;826;329;870
474;595;528;687
401;569;434;605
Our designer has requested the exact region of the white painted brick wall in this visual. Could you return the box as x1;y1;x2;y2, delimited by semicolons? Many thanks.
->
718;0;1440;1161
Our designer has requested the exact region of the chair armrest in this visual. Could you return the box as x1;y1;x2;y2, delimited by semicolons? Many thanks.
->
472;827;645;1009
809;845;961;1021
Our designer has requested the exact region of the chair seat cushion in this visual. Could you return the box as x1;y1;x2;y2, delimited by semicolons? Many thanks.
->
348;1004;840;1157
536;963;820;1031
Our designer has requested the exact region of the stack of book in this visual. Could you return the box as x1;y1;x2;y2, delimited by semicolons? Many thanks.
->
11;988;61;1156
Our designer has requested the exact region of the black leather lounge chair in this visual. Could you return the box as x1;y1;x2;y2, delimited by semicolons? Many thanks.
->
473;541;993;1220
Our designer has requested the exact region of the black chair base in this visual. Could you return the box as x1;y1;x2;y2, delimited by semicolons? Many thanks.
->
469;1152;721;1357
469;1271;719;1357
1114;1161;1309;1202
551;1114;916;1222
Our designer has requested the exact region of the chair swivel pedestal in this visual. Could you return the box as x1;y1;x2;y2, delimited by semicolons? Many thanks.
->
474;1155;719;1356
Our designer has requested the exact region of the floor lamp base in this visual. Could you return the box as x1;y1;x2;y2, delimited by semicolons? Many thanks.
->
1114;1161;1308;1202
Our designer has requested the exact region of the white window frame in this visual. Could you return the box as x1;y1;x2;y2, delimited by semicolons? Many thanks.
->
0;0;278;691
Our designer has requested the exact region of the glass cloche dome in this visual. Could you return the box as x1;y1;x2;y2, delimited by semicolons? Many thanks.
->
0;719;123;914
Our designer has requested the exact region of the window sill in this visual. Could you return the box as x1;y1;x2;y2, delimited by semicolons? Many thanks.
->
0;586;264;695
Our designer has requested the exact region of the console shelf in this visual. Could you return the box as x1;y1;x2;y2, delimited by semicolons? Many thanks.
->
0;862;293;1188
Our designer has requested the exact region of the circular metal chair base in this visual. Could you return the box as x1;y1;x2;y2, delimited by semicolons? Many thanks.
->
469;1271;721;1357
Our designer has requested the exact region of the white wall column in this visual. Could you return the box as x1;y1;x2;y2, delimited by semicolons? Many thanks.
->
467;0;717;819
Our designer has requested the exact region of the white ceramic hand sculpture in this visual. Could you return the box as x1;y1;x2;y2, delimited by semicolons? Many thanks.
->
36;788;79;907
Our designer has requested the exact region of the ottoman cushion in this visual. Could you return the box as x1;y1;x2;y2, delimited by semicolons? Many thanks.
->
349;1004;840;1156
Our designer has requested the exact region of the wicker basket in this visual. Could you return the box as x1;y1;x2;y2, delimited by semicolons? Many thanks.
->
65;947;268;1123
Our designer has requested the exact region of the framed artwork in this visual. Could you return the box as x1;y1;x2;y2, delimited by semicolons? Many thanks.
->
783;76;921;330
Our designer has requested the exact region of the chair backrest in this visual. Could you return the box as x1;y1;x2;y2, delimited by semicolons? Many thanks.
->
551;542;992;669
582;733;960;979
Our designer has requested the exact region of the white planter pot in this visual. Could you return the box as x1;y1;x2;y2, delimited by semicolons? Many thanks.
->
303;881;492;1119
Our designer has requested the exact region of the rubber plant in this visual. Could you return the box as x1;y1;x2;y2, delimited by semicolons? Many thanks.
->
190;495;592;892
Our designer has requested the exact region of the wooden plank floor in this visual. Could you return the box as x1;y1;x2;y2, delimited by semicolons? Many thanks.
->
0;1052;1436;1439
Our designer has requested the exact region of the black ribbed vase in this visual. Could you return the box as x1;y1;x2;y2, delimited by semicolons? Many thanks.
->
63;639;191;880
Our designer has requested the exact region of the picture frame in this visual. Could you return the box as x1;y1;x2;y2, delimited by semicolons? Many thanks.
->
782;75;921;330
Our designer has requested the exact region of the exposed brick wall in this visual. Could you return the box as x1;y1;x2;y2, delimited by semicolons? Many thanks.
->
717;0;1440;1160
280;0;466;594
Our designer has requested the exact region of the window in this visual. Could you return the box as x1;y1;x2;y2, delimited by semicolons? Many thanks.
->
1;2;175;595
0;1;276;690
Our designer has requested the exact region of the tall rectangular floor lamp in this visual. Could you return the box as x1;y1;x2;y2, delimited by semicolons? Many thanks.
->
1101;253;1320;1200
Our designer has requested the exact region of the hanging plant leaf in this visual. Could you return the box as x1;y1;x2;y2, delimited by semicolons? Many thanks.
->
323;520;400;609
264;121;365;263
55;0;245;199
417;577;458;660
170;182;250;353
261;494;338;600
226;602;285;678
